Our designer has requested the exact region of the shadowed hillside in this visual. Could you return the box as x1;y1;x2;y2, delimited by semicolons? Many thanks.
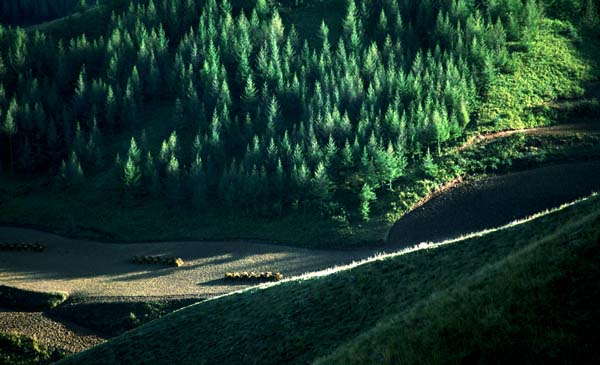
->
58;195;600;364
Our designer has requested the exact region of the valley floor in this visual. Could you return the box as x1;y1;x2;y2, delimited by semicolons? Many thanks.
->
1;160;600;300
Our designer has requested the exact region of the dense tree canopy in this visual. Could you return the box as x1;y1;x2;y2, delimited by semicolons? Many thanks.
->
0;0;597;220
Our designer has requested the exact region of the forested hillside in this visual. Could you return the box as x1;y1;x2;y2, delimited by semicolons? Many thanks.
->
0;0;598;241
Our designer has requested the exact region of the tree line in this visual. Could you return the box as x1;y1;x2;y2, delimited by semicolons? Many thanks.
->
0;0;594;221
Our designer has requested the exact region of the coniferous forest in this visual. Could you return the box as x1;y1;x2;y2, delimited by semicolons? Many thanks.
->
2;1;600;364
0;0;599;240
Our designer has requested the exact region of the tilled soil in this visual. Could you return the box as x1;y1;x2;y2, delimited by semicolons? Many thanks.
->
388;161;600;247
0;228;367;299
0;309;105;353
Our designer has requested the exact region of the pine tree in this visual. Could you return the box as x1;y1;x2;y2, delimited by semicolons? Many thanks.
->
190;153;206;210
422;148;438;179
312;161;333;207
383;143;407;191
122;155;142;189
166;154;181;204
123;137;142;190
2;99;17;173
271;10;285;42
144;151;160;196
359;182;376;221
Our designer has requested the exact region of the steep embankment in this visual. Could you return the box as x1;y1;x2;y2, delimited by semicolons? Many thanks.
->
57;195;600;364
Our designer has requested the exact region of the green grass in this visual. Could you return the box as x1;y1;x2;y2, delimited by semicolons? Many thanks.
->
479;19;599;130
57;194;600;364
48;299;202;337
0;333;65;365
316;208;600;364
0;285;68;311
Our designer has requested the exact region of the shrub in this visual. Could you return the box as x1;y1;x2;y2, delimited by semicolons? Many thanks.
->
0;333;65;365
0;285;67;311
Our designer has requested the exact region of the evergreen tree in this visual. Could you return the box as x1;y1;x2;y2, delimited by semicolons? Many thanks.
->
312;162;333;206
383;143;407;191
166;154;182;204
422;148;438;179
359;182;376;222
2;99;17;173
122;155;142;189
122;137;142;190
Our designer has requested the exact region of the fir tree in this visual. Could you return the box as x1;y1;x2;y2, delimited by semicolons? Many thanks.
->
359;183;376;222
2;99;17;173
422;148;438;179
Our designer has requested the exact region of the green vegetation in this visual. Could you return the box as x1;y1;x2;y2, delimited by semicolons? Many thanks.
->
57;195;600;364
0;129;597;248
0;333;65;365
479;18;598;130
48;299;201;337
0;0;99;26
316;203;600;364
0;285;68;311
1;0;597;248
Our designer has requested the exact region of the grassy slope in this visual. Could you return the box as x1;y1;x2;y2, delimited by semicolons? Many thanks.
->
317;206;600;364
479;19;599;130
0;285;67;311
58;194;600;364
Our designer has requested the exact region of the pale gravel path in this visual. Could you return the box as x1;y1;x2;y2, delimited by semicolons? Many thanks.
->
0;309;106;352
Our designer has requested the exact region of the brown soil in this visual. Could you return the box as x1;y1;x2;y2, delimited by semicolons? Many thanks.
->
0;123;598;356
0;228;367;299
387;161;600;247
0;309;105;353
458;122;600;152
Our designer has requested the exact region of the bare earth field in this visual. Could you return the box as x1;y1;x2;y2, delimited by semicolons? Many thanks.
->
1;125;599;354
0;228;367;299
2;163;599;301
388;161;600;246
0;309;105;352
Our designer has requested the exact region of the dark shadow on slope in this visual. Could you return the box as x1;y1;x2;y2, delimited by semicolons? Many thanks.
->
388;161;600;247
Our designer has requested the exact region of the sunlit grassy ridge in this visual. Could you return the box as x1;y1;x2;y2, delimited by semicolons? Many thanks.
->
316;203;600;364
59;194;600;364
